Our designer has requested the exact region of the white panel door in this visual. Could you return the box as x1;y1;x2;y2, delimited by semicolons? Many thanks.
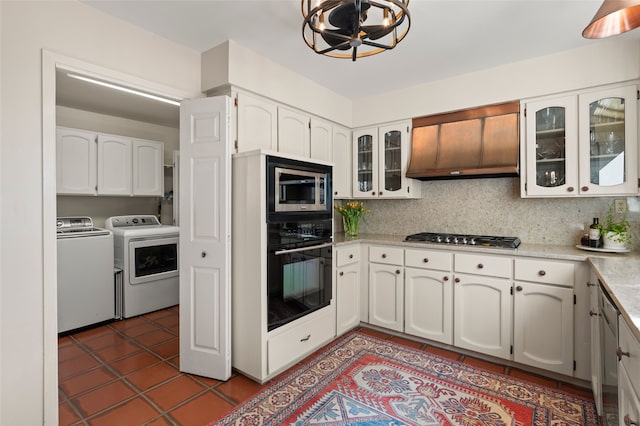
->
332;125;352;198
336;262;360;335
98;134;132;195
368;263;403;332
405;267;453;344
278;106;310;157
179;96;232;380
310;117;332;162
132;139;164;196
56;127;98;195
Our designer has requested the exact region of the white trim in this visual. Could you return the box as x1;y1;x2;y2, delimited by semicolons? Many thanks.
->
41;49;195;425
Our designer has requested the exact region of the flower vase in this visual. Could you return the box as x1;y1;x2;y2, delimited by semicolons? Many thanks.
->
343;216;360;237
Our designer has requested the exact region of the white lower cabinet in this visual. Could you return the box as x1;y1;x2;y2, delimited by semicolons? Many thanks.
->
404;249;453;344
336;245;361;336
619;362;640;426
368;246;404;332
619;317;640;425
589;278;602;415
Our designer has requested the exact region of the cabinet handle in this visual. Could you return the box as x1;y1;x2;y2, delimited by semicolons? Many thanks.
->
300;334;311;342
395;269;401;274
423;258;429;263
201;251;207;258
339;271;344;276
382;254;387;259
624;415;639;426
589;310;600;317
477;263;484;269
516;285;523;292
443;276;449;281
581;186;589;192
349;254;354;259
567;186;575;192
538;270;546;276
587;281;597;287
617;347;631;361
454;277;460;283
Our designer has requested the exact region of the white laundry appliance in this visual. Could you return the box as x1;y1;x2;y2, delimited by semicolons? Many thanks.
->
105;215;179;318
57;217;114;333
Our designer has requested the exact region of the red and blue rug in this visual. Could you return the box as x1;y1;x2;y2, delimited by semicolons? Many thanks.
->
211;331;598;425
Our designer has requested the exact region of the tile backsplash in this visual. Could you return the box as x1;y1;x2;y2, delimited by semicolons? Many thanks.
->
336;177;640;250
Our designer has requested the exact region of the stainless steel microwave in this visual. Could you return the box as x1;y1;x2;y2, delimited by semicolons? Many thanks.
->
267;156;332;217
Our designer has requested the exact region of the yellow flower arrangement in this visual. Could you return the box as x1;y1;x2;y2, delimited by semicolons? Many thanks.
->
335;201;369;236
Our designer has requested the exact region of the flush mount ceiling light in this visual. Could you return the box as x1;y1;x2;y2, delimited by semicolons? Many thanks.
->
582;0;640;38
301;0;410;61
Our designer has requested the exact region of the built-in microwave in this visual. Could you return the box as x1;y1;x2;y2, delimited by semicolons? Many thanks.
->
266;155;332;219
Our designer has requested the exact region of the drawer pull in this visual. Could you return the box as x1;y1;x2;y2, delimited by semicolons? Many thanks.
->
443;276;449;281
382;254;387;259
423;258;429;263
300;334;311;342
201;251;207;258
617;347;631;361
589;310;600;317
454;277;460;283
349;254;354;259
339;271;344;276
477;263;484;269
538;270;546;276
587;281;597;287
624;415;638;426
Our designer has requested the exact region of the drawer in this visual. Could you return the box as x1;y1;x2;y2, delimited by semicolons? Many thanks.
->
369;245;403;266
336;245;361;267
454;252;512;278
267;307;335;375
619;317;640;394
514;258;574;287
405;248;452;271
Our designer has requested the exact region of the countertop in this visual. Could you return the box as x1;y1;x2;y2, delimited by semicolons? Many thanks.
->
335;232;640;342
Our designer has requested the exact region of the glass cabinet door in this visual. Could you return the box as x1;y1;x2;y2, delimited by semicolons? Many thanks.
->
524;95;579;197
382;129;402;192
352;129;378;198
579;85;638;195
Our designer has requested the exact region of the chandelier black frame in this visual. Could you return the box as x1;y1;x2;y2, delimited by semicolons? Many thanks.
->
301;0;411;61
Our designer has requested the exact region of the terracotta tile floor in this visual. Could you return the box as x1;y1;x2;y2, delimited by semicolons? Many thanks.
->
59;307;595;425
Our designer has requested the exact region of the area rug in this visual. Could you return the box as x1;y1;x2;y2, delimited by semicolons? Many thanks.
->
211;331;599;425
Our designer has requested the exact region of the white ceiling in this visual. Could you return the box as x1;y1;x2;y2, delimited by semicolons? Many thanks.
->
61;0;640;127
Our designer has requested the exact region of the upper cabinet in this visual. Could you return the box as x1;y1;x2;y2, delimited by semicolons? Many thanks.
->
57;127;164;197
352;120;420;199
236;92;278;152
332;125;352;199
278;106;310;157
521;84;638;197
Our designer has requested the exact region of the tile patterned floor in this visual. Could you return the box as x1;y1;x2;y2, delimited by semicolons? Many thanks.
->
59;307;594;425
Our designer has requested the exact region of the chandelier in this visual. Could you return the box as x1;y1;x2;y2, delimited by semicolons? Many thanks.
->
301;0;411;61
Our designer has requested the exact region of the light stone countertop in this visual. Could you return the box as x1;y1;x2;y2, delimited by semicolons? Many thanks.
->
335;232;640;341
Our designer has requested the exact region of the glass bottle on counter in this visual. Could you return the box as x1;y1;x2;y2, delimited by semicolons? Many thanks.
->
589;217;601;248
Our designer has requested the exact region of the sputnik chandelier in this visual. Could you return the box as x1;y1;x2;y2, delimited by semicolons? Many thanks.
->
301;0;411;61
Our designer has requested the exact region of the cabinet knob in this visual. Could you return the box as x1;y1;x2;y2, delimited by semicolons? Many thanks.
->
201;251;207;258
334;191;338;195
372;191;376;196
423;258;429;263
581;186;589;192
339;271;344;276
589;310;600;317
516;285;523;292
567;186;575;192
382;254;387;259
454;277;460;283
587;281;597;287
477;263;484;269
395;269;401;274
624;414;639;426
379;191;383;195
349;254;354;259
443;276;449;281
538;270;546;276
617;347;631;361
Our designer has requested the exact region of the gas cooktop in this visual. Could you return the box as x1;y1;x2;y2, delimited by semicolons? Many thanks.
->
405;232;521;249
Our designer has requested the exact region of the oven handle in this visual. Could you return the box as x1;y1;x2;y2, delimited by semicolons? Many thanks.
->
274;242;333;256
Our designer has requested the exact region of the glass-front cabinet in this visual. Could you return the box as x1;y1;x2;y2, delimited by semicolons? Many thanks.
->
352;121;420;199
522;84;638;197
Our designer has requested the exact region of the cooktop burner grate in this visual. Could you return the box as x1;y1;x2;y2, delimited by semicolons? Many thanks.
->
404;232;521;249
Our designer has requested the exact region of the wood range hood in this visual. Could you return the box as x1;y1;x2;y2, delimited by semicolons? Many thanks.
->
407;101;520;180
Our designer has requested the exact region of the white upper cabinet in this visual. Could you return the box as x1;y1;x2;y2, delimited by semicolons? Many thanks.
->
132;139;164;196
97;134;132;195
278;106;310;157
521;83;638;197
236;92;278;152
353;120;420;199
56;127;98;195
332;125;352;199
310;117;332;162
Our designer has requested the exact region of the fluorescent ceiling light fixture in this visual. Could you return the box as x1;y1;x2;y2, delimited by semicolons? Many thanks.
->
66;73;181;106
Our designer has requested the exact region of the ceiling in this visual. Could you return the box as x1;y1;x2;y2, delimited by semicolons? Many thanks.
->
60;0;640;128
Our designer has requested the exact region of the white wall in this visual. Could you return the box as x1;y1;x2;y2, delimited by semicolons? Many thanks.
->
0;2;201;424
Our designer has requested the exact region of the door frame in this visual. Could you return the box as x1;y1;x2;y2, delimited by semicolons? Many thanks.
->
41;49;193;424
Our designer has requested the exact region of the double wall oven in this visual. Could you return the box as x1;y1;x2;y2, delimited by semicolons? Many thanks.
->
266;156;333;331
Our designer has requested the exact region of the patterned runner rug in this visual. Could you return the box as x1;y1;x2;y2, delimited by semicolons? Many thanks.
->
211;331;598;425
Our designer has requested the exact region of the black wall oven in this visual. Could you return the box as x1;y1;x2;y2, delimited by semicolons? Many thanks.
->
266;155;333;331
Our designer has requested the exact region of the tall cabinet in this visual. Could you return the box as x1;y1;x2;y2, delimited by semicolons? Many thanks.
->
521;84;638;197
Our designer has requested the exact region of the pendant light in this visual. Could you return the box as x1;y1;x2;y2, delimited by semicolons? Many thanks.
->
582;0;640;38
301;0;411;61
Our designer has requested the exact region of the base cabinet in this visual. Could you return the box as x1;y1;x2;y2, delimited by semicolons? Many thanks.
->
336;245;361;336
369;263;404;332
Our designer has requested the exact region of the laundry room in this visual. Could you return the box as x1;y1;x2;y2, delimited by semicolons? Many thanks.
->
55;68;181;332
